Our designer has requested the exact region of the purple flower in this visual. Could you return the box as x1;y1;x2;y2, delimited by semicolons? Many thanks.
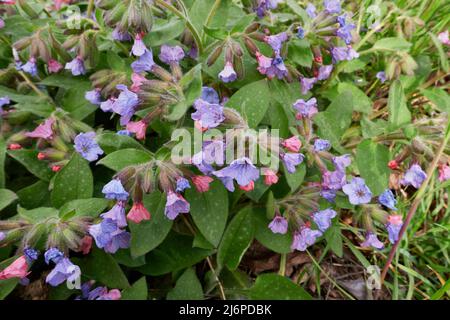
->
131;35;148;56
164;191;190;220
266;32;288;54
112;27;132;41
386;215;403;244
0;96;10;111
266;55;288;79
46;257;81;287
101;202;127;228
21;57;38;77
331;46;359;63
268;216;288;234
401;164;427;188
117;130;132;136
111;85;139;125
74;132;104;162
321;188;337;202
24;247;39;263
218;62;237;83
218;176;235;192
191;99;225;130
281;153;305;174
291;227;322;251
297;27;305;39
361;232;384;250
293;97;318;118
159;45;185;65
317;65;333;80
336;23;355;45
255;0;281;17
300;77;317;94
313;139;331;152
44;248;64;265
213;157;259;187
65;57;86;76
324;0;341;14
100;98;115;112
85;89;102;105
78;282;121;300
378;189;397;210
0;231;5;241
376;71;386;83
322;170;346;190
89;219;130;254
313;209;337;232
176;177;191;193
342;177;372;205
131;50;155;73
102;179;129;201
306;3;317;18
332;154;351;170
201;86;220;104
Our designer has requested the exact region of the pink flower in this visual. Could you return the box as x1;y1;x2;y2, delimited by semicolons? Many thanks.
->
8;143;22;150
54;0;70;10
126;120;148;140
438;164;450;182
102;289;121;300
239;181;255;191
0;256;29;280
255;51;273;76
263;169;279;186
282;136;301;152
79;236;93;255
191;175;214;193
48;59;63;73
131;73;146;92
194;121;208;132
127;202;151;224
25;118;54;140
438;30;449;45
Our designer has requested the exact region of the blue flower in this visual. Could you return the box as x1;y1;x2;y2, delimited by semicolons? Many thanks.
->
46;257;81;287
342;177;372;205
281;153;305;174
291;227;322;251
401;164;427;188
314;139;331;152
21;57;38;76
164;191;190;220
85;89;102;105
111;85;139;125
191;98;225;130
313;208;337;232
324;0;341;14
306;3;317;18
297;27;305;39
102;179;129;201
376;71;386;83
213;157;259;187
176;177;191;193
159;45;185;65
23;247;39;263
201;87;220;104
361;232;384;250
378;189;397;210
74;132;104;162
65;57;86;76
100;202;127;228
89;219;130;254
44;248;64;264
268;216;288;234
218;62;237;83
131;50;155;73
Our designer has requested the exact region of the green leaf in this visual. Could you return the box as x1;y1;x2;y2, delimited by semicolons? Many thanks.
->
429;32;449;72
185;180;229;247
139;232;213;276
96;132;146;154
16;180;50;209
324;225;343;258
7;149;53;181
73;247;129;289
18;206;59;223
246;178;270;202
422;87;450;113
225;80;271;128
268;101;290;138
203;25;228;40
284;162;306;192
286;0;309;22
355;140;390;196
373;37;411;51
0;189;17;211
337;83;372;114
146;19;185;46
314;91;353;153
287;38;313;68
121;277;148;300
51;152;93;208
59;198;109;218
129;192;173;257
217;207;254;270
113;249;146;268
167;268;204;300
387;80;411;131
230;14;255;34
252;207;292;254
249;273;312;300
97;148;153;171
